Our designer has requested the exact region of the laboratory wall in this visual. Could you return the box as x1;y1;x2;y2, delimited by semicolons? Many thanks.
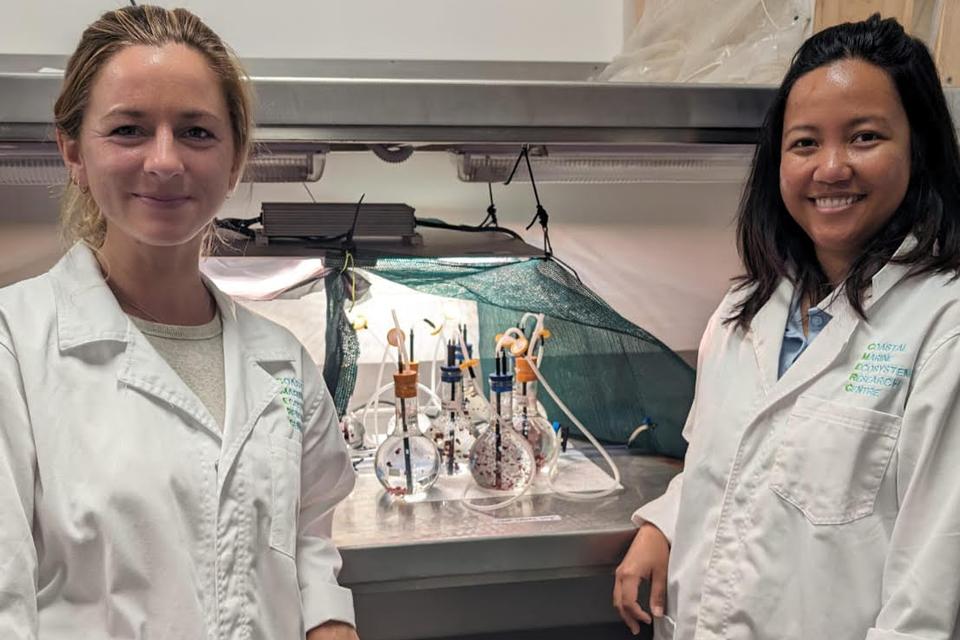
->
0;0;624;61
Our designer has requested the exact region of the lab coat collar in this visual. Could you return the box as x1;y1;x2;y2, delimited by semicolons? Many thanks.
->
864;234;918;313
747;233;917;404
51;243;131;350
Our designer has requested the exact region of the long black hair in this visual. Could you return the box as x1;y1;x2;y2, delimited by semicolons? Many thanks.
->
728;14;960;330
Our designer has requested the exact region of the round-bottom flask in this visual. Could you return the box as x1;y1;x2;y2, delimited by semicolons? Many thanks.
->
456;342;489;427
426;364;475;475
375;369;440;499
463;382;490;427
385;412;432;436
339;413;365;450
513;357;559;472
468;372;535;491
384;361;432;436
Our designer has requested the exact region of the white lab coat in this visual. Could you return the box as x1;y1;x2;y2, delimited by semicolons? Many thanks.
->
636;238;960;640
0;243;357;640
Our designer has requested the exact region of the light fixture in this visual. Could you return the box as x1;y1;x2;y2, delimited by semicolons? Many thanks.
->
0;142;327;185
0;145;66;186
452;144;756;184
243;150;325;183
260;202;416;240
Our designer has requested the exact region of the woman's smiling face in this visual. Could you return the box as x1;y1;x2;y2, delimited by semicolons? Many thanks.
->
779;58;912;280
62;43;240;248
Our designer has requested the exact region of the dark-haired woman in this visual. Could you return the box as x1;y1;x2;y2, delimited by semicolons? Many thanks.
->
614;15;960;640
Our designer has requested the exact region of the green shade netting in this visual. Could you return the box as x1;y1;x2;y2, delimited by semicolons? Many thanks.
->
322;257;693;460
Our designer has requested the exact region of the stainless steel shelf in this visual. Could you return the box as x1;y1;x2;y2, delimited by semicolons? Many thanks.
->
0;56;775;146
6;55;955;148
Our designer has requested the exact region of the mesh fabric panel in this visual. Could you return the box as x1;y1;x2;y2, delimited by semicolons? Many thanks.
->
325;257;693;459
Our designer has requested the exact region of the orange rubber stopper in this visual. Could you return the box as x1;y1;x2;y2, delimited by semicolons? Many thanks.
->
515;356;538;383
393;370;418;398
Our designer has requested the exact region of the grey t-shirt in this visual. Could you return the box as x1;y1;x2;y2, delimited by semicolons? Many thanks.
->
131;313;226;430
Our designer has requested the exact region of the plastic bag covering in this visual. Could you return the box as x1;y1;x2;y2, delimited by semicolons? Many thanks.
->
596;0;811;84
325;257;695;459
912;0;945;48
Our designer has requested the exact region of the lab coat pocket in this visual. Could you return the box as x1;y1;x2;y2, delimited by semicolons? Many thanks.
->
770;396;901;525
269;434;303;557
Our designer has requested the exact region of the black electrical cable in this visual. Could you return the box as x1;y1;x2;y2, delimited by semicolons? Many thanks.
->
502;145;553;256
218;215;261;228
214;214;261;239
414;217;526;243
344;193;365;248
521;147;552;256
504;146;527;187
497;146;580;282
522;146;543;219
483;183;499;227
216;222;350;244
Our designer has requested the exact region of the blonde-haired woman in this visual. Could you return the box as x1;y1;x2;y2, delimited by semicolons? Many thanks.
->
0;6;359;639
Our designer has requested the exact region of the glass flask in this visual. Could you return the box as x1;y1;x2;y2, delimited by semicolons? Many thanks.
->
384;361;431;435
456;341;490;426
426;352;476;475
374;368;440;499
468;369;535;491
513;356;559;473
339;413;365;450
385;411;432;436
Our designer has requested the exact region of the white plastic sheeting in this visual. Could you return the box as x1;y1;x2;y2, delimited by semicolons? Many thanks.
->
598;0;812;84
201;257;327;300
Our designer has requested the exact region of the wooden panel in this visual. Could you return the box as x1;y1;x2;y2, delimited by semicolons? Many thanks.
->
936;1;960;85
814;0;914;33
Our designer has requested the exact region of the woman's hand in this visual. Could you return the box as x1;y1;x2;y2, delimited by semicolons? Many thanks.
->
613;522;670;635
306;620;360;640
